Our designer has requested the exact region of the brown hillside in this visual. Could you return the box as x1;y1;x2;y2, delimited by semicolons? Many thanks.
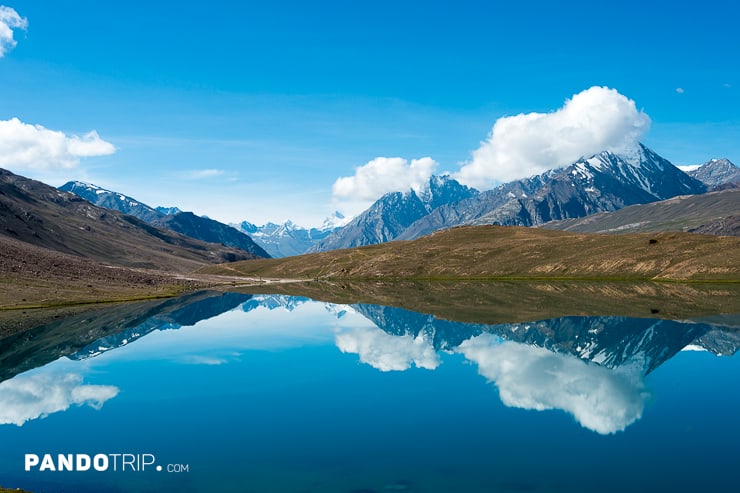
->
0;168;256;273
201;225;740;282
0;234;200;313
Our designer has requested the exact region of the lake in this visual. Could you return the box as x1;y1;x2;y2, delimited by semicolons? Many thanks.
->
0;289;738;492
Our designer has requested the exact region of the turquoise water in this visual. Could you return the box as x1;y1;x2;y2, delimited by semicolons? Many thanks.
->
0;293;738;492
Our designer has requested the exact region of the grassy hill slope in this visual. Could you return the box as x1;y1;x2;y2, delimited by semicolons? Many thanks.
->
201;225;740;282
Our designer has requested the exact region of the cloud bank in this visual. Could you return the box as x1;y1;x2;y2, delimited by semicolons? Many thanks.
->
0;117;116;171
0;5;26;58
457;334;649;434
335;326;440;372
454;86;651;189
0;372;119;426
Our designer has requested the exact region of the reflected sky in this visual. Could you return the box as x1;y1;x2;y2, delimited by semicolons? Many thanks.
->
458;334;648;434
336;326;441;371
0;366;118;426
1;294;734;435
0;293;738;493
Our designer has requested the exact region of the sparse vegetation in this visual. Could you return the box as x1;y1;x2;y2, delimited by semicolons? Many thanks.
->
200;225;740;282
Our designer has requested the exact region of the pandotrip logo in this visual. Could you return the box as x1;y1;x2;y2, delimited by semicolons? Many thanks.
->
24;453;190;473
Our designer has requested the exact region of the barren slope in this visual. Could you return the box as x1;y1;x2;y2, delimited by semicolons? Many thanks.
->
201;226;740;282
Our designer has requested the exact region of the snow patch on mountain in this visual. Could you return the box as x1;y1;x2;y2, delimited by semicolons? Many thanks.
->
235;211;352;257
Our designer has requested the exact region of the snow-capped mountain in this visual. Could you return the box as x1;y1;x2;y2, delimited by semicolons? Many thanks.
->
59;181;165;223
236;211;351;257
314;144;706;249
156;205;183;216
310;175;478;251
688;158;740;189
59;181;269;258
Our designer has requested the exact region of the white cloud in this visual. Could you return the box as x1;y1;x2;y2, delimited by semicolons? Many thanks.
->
676;87;685;94
332;156;438;202
335;326;440;372
0;117;116;171
183;168;225;180
0;5;27;58
457;334;649;434
454;86;651;189
0;372;119;426
677;164;701;172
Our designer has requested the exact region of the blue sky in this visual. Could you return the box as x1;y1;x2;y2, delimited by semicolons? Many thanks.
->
0;0;738;226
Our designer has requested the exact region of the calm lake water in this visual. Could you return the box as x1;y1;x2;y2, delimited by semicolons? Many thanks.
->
0;291;738;492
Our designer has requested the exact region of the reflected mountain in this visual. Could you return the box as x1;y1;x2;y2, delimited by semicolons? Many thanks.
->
69;291;252;360
338;305;738;433
1;292;737;433
2;292;737;383
350;304;737;373
458;335;650;434
692;322;740;356
0;291;253;382
240;294;306;311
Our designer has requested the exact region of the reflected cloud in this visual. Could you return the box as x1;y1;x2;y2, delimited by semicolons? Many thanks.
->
178;355;230;365
335;326;440;372
457;334;649;434
0;372;119;426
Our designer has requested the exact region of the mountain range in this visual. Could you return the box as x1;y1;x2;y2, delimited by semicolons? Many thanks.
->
0;169;257;271
310;175;478;251
55;147;739;256
59;181;269;258
688;158;740;189
237;211;349;257
312;145;738;250
59;180;352;258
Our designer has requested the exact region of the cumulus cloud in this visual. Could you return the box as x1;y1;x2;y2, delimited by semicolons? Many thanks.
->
332;156;438;202
457;334;649;434
0;372;119;426
335;326;440;372
676;87;685;94
0;117;116;171
0;6;27;58
454;86;651;189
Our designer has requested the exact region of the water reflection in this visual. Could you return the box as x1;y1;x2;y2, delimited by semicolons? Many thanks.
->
335;327;441;371
0;371;118;426
69;291;252;360
458;335;648;434
0;292;737;435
